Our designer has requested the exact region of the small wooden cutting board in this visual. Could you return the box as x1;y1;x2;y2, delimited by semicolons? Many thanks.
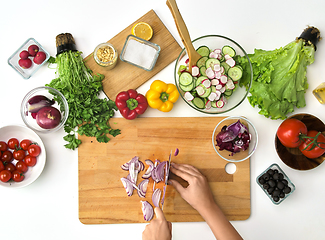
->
84;10;182;101
78;117;251;224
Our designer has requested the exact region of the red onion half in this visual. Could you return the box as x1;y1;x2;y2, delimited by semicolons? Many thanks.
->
141;201;154;221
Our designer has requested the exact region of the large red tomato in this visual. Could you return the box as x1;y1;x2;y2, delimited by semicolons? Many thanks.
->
277;118;308;148
299;130;325;159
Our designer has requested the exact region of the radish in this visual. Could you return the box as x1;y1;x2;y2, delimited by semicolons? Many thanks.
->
184;91;194;101
205;67;215;79
220;66;225;74
213;49;222;54
185;58;189;65
226;79;235;90
215;71;221;79
224;54;231;60
205;100;211;110
220;75;228;85
216;99;225;108
208;92;217;101
202;79;211;88
215;84;223;90
213;64;221;72
220;86;226;93
211;79;220;85
209;51;218;59
191;66;200;77
226;58;236;67
196;86;205;96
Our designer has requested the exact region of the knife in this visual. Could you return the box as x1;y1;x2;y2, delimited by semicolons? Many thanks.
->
161;150;172;210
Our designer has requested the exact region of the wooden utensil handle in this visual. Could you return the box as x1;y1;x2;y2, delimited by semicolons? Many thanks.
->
166;0;196;54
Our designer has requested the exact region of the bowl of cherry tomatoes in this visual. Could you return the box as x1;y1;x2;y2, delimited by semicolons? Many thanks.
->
0;125;46;188
275;113;325;171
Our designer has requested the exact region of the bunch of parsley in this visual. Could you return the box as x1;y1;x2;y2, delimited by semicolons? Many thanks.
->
46;51;120;150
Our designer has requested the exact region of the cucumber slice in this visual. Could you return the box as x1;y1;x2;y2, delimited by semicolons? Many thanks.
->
222;45;236;57
206;58;220;69
196;76;208;87
192;97;205;109
228;66;243;81
200;66;207;76
179;72;193;86
196;46;210;57
180;82;194;92
224;89;233;97
211;101;218;108
196;56;208;68
220;61;230;74
199;84;212;98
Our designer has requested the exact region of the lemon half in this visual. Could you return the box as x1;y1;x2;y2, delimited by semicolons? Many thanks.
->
131;22;153;41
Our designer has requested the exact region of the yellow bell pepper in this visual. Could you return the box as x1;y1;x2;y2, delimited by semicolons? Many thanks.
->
146;80;179;112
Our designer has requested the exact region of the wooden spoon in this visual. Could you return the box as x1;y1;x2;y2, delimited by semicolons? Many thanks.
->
166;0;201;74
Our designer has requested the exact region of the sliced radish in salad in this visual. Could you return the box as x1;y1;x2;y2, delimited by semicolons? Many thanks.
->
202;79;211;88
211;79;220;85
220;75;228;85
206;67;215;79
191;66;200;77
196;85;205;96
184;91;194;101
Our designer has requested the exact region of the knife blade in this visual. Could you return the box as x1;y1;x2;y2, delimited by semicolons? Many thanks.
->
161;150;172;210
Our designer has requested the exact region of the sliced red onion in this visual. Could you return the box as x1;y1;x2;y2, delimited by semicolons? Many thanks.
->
174;148;179;156
142;159;154;179
121;177;134;197
141;201;154;221
137;179;149;198
151;161;167;183
152;188;162;207
129;162;138;184
28;95;55;113
161;185;167;207
120;156;144;172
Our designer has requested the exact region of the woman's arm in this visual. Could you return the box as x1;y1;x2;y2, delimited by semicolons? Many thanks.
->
169;163;243;240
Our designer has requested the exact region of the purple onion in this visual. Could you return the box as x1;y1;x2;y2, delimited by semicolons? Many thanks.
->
137;179;149;198
28;95;55;113
121;177;134;197
141;201;154;221
174;148;179;156
152;188;162;207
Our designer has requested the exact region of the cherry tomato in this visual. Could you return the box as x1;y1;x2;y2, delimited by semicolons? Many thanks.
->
0;170;12;182
13;149;26;161
16;161;28;173
1;150;13;163
28;144;41;157
299;130;325;159
0;141;7;151
7;138;19;150
276;118;308;148
0;161;4;172
12;170;24;182
5;162;16;172
20;139;32;151
24;155;37;167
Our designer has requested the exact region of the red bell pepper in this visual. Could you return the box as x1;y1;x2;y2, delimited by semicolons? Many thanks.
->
115;89;148;120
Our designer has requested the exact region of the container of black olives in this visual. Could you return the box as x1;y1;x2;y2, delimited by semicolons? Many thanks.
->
257;164;295;205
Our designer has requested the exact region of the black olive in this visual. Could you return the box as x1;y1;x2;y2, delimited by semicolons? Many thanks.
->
273;173;279;180
274;169;279;174
278;173;284;180
273;196;280;202
267;169;274;175
282;179;288;186
268;180;276;188
258;177;265;184
277;181;285;190
272;189;281;197
267;187;274;194
279;192;285;198
283;186;292;194
263;183;270;190
262;173;270;181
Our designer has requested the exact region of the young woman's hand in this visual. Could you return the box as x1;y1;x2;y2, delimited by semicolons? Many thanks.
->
168;163;216;215
142;207;172;240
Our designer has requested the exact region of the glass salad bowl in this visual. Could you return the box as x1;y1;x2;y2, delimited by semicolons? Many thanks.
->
20;86;69;133
174;35;253;114
212;116;258;162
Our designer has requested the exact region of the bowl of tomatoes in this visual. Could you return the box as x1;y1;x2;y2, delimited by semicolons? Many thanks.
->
0;125;46;188
275;113;325;170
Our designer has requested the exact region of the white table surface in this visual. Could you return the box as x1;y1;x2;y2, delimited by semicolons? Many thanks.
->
1;0;325;239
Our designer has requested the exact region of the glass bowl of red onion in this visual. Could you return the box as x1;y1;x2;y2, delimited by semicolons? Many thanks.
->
212;116;258;162
20;86;69;133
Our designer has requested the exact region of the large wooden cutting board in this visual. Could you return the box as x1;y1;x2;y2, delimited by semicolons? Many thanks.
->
84;10;182;101
78;117;251;224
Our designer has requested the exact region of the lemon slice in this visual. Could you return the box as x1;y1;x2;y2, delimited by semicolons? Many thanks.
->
131;22;153;41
